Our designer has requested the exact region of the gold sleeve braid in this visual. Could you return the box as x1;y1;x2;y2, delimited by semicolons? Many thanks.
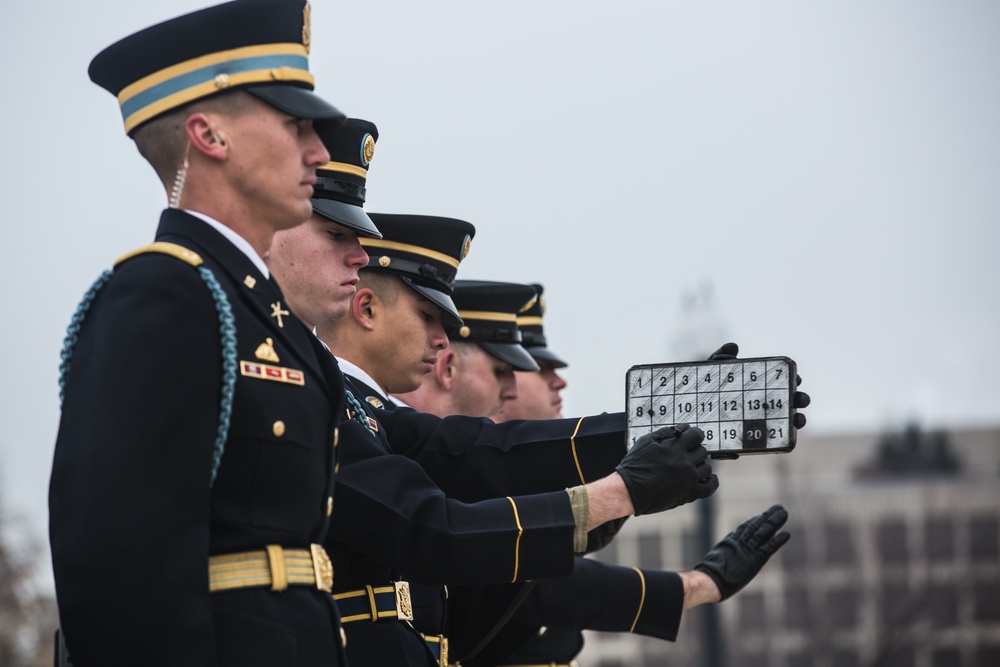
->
565;486;589;553
569;417;586;485
629;567;647;632
505;497;524;582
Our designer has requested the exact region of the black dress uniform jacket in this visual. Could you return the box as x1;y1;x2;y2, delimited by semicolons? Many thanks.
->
332;374;630;666
50;210;346;667
459;557;685;667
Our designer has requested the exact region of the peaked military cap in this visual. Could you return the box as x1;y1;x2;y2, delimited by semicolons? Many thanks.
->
517;283;568;369
89;0;343;135
450;280;540;372
361;214;476;325
312;119;381;238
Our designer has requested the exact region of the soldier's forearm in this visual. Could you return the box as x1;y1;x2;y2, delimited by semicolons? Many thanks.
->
678;570;722;609
583;473;635;531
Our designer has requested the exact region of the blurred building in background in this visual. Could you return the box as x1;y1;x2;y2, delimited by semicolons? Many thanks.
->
580;423;1000;667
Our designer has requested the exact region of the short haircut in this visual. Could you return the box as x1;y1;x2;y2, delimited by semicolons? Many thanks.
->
450;340;479;358
357;270;405;306
132;90;257;185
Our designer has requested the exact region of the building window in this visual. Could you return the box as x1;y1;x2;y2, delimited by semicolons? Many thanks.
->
824;518;856;565
783;525;808;571
826;585;859;630
877;518;909;565
879;582;912;627
830;648;860;667
925;583;959;627
924;516;954;563
969;514;999;562
737;591;766;633
975;644;1000;667
880;645;915;667
973;581;1000;622
932;647;961;666
786;649;813;667
784;583;810;631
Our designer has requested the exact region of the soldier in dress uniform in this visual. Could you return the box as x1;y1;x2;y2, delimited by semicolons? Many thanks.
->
393;280;543;417
491;284;569;421
401;282;795;667
267;121;722;666
49;2;349;665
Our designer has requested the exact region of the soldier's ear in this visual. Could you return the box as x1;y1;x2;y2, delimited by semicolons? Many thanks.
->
185;112;227;160
436;349;457;390
353;288;377;329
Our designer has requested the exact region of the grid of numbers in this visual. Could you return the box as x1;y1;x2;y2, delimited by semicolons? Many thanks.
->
626;358;795;453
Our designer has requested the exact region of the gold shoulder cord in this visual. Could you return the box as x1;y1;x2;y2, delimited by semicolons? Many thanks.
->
115;241;204;268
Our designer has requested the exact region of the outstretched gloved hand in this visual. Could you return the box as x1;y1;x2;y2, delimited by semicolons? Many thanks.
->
694;504;790;600
615;424;718;516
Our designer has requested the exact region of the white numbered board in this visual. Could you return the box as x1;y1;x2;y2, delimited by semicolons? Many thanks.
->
626;357;797;455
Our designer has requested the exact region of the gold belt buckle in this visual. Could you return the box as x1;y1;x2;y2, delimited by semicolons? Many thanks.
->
393;580;414;621
439;636;449;667
310;544;334;592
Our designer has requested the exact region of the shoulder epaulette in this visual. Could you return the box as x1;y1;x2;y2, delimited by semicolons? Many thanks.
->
114;241;204;268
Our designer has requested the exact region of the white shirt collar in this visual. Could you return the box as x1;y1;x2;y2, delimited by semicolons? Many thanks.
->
184;209;270;279
335;357;388;402
388;394;411;409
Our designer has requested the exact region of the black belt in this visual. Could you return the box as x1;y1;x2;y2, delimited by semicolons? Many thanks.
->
334;582;414;623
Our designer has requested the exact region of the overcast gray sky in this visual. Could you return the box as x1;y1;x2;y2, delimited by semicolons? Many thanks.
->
2;0;998;572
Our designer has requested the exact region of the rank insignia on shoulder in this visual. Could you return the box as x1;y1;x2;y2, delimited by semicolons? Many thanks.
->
255;337;280;363
240;361;305;386
365;416;379;433
366;396;384;409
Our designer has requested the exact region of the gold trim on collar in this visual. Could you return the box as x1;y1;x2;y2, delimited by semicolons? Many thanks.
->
319;161;368;178
458;310;517;323
359;238;461;269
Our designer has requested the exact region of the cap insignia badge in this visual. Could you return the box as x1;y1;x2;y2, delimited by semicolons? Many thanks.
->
379;256;391;267
458;325;471;338
255;337;280;363
461;235;472;260
361;133;375;165
302;3;312;54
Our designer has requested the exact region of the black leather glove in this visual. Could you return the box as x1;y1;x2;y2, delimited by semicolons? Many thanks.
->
694;504;790;600
615;424;718;516
708;342;739;360
708;342;811;429
791;374;810;428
